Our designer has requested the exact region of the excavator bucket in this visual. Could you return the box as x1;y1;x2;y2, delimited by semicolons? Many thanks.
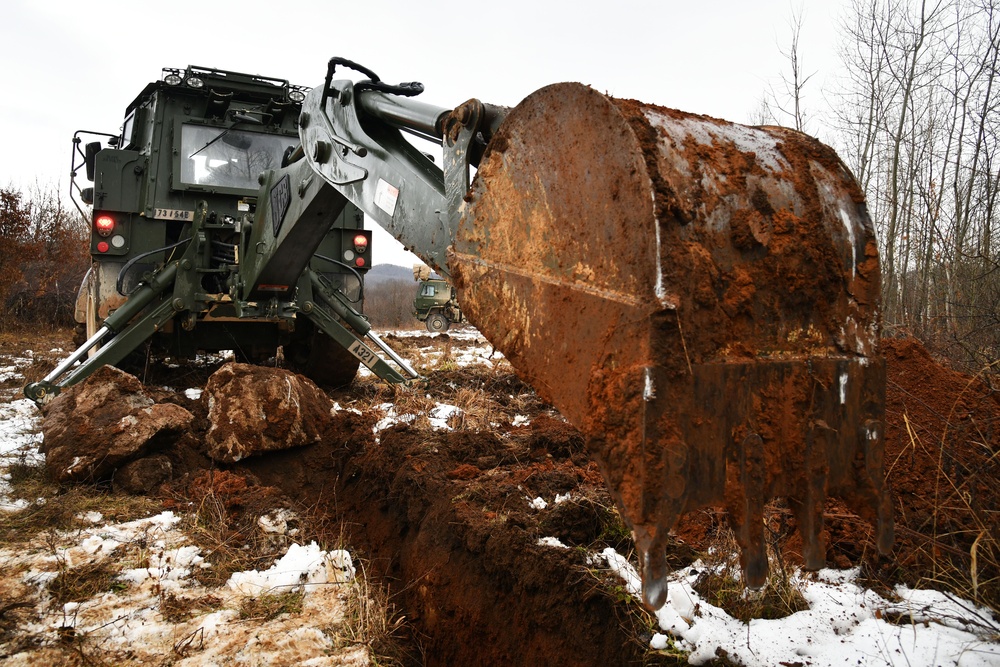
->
449;83;893;609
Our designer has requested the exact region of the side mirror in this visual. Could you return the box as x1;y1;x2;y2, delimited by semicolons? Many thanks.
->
81;187;94;205
84;141;102;181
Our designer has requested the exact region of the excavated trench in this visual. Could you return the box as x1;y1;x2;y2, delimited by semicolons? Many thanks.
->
196;333;1000;665
238;371;674;666
29;326;1000;664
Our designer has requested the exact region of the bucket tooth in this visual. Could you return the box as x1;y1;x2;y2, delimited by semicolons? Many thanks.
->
797;422;835;570
837;419;895;555
633;523;672;610
726;433;768;588
864;420;896;555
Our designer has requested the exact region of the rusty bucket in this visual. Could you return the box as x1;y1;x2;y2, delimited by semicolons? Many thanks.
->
450;83;893;609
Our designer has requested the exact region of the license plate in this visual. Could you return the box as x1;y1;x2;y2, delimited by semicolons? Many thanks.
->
152;208;194;221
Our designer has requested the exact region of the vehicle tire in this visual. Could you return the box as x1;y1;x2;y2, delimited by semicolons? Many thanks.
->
426;312;450;333
284;318;360;388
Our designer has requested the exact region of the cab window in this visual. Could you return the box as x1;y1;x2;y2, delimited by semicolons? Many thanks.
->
180;125;297;191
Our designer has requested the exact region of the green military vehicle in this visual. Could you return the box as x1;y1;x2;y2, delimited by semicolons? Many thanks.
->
412;265;463;332
29;63;420;403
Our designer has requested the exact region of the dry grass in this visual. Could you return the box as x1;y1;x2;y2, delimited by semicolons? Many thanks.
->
364;373;514;434
182;487;289;588
159;592;222;623
47;559;128;605
892;413;1000;612
691;524;808;624
0;478;162;549
178;472;351;589
238;590;304;620
334;560;419;667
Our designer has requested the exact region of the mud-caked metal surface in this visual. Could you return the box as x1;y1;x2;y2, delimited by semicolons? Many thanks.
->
450;82;892;609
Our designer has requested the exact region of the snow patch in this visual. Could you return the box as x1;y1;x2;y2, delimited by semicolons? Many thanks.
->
227;542;355;596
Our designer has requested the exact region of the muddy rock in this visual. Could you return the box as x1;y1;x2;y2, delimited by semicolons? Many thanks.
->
40;366;194;483
204;363;335;463
113;454;173;494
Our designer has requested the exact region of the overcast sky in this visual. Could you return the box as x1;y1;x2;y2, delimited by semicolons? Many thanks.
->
1;0;849;266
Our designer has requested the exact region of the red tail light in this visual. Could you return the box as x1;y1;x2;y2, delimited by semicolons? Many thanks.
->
97;241;109;253
353;234;368;253
355;257;366;267
95;215;115;237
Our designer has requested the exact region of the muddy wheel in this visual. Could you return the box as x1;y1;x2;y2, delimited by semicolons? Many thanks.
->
426;313;450;333
284;318;360;388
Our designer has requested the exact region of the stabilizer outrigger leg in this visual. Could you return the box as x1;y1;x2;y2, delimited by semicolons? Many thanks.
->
25;262;181;405
25;261;420;406
302;268;420;384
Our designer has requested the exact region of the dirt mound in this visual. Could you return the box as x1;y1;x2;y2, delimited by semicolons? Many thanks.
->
876;338;999;599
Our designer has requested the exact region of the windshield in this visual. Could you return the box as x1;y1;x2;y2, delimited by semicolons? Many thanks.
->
180;125;298;191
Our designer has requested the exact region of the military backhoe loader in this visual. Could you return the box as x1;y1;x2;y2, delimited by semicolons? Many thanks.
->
26;58;892;609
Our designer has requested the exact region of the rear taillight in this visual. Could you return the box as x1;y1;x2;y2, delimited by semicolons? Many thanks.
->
97;241;109;253
95;215;115;237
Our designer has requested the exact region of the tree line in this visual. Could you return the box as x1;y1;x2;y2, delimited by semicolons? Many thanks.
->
364;278;420;329
0;185;89;330
763;0;999;372
0;180;419;332
837;0;999;371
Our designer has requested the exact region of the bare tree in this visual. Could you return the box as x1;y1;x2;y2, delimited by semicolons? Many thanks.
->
365;279;420;329
832;0;1000;369
0;183;90;328
764;7;817;132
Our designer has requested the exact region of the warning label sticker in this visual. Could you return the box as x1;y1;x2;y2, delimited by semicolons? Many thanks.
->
374;178;399;217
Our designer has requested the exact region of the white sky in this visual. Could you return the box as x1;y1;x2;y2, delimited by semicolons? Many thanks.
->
1;0;850;266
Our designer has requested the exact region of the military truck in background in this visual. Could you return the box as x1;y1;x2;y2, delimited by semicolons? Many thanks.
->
412;265;463;332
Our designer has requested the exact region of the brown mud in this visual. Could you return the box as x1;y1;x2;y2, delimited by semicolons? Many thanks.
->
238;370;678;666
153;334;990;665
19;329;1000;664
